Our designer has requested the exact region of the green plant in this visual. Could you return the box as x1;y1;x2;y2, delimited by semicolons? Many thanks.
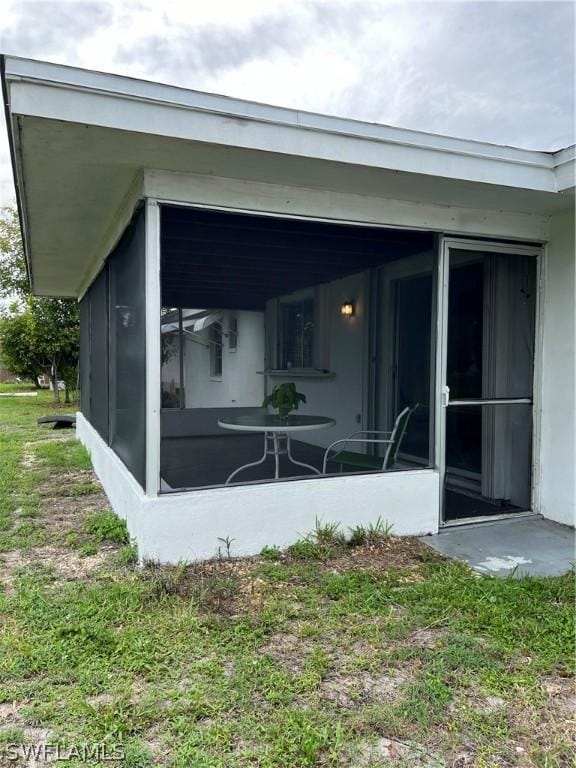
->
85;510;129;544
287;538;333;561
260;545;282;561
348;517;393;546
313;517;345;546
78;541;98;557
118;543;139;566
217;535;235;559
263;382;306;420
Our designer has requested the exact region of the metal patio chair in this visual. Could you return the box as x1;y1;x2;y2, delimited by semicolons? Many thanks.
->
322;404;419;474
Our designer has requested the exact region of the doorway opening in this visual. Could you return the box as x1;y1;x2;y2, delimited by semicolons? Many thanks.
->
441;245;538;522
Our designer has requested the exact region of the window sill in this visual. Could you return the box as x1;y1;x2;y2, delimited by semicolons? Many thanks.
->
259;369;336;379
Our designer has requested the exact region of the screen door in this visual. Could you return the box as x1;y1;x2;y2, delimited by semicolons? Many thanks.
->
439;241;539;522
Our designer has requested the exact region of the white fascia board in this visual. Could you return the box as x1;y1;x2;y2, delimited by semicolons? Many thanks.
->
3;55;558;194
145;170;550;243
553;146;576;192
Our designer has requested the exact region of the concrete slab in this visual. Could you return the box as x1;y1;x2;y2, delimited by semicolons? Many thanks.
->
420;517;575;577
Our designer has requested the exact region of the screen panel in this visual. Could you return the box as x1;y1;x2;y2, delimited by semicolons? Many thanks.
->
89;267;110;442
108;208;147;489
79;291;91;420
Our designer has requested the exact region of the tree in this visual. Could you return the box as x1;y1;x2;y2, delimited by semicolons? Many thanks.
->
0;207;80;402
0;299;79;403
0;206;29;300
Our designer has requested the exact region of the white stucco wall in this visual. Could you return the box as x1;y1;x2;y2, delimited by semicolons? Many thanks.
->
77;412;439;562
539;210;576;527
184;310;265;408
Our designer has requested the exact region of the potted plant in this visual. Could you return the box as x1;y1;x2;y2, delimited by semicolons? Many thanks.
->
263;382;306;421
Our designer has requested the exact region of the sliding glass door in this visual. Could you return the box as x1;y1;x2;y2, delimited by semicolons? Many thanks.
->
439;240;540;522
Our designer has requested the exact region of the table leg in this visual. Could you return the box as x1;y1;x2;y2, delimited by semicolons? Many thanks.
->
272;433;279;479
224;432;269;485
286;434;322;475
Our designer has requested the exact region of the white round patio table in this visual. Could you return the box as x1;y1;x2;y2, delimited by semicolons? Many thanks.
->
217;414;336;484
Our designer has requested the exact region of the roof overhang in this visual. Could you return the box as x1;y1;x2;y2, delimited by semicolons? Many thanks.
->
2;55;574;297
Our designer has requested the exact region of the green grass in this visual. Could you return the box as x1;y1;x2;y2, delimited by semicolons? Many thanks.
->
0;392;574;767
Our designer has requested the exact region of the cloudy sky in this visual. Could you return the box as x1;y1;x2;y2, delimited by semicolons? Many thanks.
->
0;0;574;205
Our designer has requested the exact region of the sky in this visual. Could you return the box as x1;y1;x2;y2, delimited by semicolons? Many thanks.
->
0;0;574;205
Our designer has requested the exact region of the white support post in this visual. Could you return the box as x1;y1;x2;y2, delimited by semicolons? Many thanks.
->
145;199;161;497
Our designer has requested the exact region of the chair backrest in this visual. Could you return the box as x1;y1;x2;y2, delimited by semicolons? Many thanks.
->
383;403;419;470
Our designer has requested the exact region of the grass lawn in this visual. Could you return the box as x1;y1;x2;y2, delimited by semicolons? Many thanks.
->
0;392;574;767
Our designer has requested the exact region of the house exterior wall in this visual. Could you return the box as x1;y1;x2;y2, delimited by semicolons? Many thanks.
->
539;209;576;527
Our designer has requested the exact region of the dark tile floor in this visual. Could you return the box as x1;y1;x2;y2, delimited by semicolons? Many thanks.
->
161;435;328;489
444;490;525;521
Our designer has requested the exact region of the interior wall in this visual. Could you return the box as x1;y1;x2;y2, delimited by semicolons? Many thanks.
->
266;271;367;449
540;209;576;527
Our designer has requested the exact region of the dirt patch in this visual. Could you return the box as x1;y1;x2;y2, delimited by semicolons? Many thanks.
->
349;736;445;766
84;693;115;708
140;558;261;615
0;701;25;726
541;676;576;719
324;537;436;575
408;628;445;649
321;668;410;708
37;492;109;540
0;545;116;591
142;724;172;766
258;633;317;673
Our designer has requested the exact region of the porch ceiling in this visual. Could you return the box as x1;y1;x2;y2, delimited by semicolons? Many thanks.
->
161;205;433;310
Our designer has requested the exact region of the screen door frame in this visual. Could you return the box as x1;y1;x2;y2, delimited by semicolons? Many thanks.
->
436;237;543;526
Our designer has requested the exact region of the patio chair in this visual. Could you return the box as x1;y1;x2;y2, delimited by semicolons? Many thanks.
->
322;404;419;474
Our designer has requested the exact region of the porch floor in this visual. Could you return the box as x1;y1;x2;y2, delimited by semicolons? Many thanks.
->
420;517;575;577
161;435;328;489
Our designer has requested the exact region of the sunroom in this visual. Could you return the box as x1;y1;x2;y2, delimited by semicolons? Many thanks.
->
3;56;574;562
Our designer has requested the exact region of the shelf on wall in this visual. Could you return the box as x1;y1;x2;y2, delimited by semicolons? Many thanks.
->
257;369;336;379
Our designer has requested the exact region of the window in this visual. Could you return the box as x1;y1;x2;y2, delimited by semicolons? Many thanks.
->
210;323;223;377
279;295;315;369
228;316;238;351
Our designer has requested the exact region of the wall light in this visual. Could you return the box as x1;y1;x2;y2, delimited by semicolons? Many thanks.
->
341;301;355;317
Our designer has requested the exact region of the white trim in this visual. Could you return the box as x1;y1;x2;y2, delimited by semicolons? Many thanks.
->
443;510;541;529
441;237;542;257
553;146;576;191
146;171;550;242
438;238;543;526
4;55;570;194
436;236;450;523
531;248;546;516
145;199;161;496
